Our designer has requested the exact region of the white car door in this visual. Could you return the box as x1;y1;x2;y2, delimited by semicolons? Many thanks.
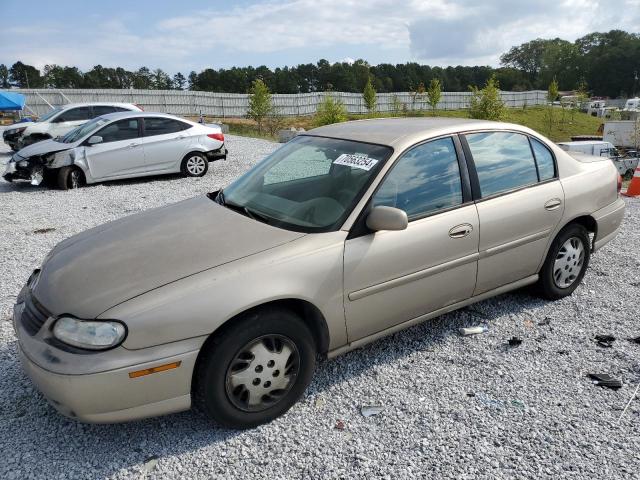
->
84;118;146;180
48;106;92;138
141;117;194;172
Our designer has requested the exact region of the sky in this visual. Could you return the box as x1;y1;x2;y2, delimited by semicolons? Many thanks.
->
1;0;639;74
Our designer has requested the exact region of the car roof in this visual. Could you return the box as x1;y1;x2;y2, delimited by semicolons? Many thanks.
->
58;102;139;110
305;117;534;148
97;111;191;122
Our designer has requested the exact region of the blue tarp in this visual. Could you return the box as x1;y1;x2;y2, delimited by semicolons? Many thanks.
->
0;91;25;111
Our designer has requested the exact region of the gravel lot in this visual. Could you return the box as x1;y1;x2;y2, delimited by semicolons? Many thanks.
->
1;134;639;480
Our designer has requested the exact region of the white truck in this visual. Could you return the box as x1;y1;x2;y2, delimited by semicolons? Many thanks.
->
557;140;639;179
603;120;640;149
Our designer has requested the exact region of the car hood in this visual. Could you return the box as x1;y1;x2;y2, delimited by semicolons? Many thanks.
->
33;196;305;318
16;138;73;159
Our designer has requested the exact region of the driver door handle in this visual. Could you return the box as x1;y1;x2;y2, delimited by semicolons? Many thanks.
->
449;224;473;239
544;198;562;210
128;143;139;148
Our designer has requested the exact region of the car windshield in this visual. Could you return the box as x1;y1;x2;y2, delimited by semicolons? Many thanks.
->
60;117;110;143
220;135;393;232
37;107;63;123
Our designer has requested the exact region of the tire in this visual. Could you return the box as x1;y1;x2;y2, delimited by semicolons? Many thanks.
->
537;223;591;300
57;166;85;190
193;307;317;429
181;153;208;177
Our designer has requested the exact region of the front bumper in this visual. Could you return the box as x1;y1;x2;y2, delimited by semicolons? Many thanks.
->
13;281;204;423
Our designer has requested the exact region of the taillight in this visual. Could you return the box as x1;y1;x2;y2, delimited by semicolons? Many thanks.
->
207;132;224;142
617;174;622;195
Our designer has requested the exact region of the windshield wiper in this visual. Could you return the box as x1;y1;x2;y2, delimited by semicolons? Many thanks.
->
213;190;270;224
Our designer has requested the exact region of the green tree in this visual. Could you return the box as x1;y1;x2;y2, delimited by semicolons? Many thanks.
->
247;79;273;133
426;78;442;115
173;72;186;90
409;82;426;111
314;94;347;126
391;94;404;115
468;75;505;121
9;62;43;88
362;77;377;113
545;77;559;134
0;64;11;88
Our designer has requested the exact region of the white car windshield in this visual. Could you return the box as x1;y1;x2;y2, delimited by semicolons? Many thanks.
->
220;135;393;232
60;117;110;144
37;107;63;123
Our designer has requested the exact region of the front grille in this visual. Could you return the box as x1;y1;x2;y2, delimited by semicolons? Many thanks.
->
21;292;50;336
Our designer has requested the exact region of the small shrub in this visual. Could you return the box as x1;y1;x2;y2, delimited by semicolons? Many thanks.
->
247;79;272;133
314;94;347;126
468;75;506;121
426;78;442;115
363;77;377;114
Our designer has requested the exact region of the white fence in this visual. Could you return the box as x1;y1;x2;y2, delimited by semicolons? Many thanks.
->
8;89;548;118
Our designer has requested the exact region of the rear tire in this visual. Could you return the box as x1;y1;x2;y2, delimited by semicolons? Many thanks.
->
193;307;316;429
537;223;591;300
57;166;85;190
181;153;208;177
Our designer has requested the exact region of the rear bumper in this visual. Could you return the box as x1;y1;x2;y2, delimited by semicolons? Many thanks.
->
206;145;227;161
593;197;626;252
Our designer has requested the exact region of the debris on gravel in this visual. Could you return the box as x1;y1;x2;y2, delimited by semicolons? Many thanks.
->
1;136;640;479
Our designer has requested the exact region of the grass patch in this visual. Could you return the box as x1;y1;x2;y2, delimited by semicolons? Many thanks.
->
199;106;603;143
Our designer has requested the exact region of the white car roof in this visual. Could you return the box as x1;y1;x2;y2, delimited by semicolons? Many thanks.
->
97;111;193;122
57;102;141;110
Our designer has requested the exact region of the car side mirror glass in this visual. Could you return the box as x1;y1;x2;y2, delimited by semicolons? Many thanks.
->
87;135;103;145
366;206;408;232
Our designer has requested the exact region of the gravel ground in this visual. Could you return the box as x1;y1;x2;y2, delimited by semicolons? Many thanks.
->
1;134;639;479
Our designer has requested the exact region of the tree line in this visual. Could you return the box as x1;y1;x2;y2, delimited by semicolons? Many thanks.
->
1;30;638;97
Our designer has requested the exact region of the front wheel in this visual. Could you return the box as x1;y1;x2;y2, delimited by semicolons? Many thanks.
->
537;224;591;300
57;166;85;190
193;308;316;429
181;153;208;177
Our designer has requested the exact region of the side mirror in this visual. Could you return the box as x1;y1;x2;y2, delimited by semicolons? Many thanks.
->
366;206;408;232
87;135;103;145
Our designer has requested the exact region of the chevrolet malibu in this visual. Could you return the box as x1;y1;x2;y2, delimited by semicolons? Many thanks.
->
14;118;625;429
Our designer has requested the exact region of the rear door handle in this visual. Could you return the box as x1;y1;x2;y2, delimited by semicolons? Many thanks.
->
544;198;562;210
128;143;139;148
449;223;473;239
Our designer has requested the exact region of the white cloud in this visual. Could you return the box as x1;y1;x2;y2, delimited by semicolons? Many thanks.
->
1;0;638;71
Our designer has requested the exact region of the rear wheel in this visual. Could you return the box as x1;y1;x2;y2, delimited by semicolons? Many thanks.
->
181;153;208;177
537;224;591;300
57;166;85;190
193;308;316;429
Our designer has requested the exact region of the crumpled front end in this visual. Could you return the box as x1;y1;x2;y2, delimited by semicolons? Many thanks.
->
3;148;74;186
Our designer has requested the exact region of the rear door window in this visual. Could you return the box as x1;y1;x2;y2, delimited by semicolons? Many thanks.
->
143;117;190;136
92;106;116;117
465;131;538;197
530;138;556;181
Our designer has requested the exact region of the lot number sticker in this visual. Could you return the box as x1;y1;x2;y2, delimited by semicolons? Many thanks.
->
333;154;378;171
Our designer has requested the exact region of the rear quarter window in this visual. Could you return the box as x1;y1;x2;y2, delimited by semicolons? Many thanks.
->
530;138;556;180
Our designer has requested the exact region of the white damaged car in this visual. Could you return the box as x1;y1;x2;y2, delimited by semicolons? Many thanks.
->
3;112;227;189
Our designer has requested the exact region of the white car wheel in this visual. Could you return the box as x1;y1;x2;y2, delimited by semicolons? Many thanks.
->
182;153;208;177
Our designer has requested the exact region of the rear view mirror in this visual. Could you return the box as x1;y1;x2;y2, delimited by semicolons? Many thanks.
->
366;206;408;232
87;135;103;145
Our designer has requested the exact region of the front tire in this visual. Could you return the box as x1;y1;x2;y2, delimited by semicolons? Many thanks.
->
181;153;208;177
57;166;85;190
193;308;317;429
538;223;591;300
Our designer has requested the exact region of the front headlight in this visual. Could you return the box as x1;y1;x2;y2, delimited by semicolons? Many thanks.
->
8;127;26;135
52;317;127;350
